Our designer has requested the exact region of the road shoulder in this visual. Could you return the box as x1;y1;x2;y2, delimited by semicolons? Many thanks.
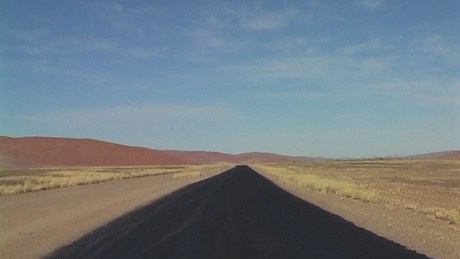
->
253;166;460;259
0;167;228;259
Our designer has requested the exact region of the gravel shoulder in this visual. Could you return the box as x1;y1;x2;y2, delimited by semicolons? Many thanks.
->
0;166;228;259
255;167;460;259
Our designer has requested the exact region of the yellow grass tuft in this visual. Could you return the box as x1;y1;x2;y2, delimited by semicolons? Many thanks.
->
254;164;381;203
172;171;203;179
0;164;229;196
425;207;460;224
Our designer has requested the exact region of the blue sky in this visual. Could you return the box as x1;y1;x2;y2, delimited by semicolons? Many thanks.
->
1;0;459;158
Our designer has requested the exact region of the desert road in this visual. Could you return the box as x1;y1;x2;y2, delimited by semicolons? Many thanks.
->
49;166;428;259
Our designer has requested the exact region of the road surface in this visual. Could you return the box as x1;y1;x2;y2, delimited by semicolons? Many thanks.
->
49;166;427;258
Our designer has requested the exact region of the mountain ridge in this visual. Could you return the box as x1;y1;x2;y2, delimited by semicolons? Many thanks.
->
0;136;313;169
1;136;458;169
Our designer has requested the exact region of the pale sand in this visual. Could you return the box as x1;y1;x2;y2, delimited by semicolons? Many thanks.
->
0;167;229;259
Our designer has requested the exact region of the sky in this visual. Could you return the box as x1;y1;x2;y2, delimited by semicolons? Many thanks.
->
1;0;459;158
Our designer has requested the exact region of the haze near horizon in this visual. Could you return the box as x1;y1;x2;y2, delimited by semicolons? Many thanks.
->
1;0;459;158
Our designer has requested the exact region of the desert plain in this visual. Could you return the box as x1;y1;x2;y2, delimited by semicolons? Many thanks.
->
0;158;459;258
254;159;460;258
0;164;231;258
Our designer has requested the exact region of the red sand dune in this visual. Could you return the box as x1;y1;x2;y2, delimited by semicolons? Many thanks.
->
0;136;313;169
408;150;460;159
4;136;455;169
0;136;185;168
165;150;312;164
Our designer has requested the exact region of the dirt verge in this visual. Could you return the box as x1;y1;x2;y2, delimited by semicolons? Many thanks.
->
255;167;460;259
0;166;228;259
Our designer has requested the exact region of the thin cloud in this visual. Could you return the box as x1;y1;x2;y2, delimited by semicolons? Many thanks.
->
201;4;299;32
226;53;390;83
10;33;118;55
4;59;115;85
340;39;384;55
354;0;385;10
189;27;237;50
412;35;459;61
80;1;157;34
243;9;298;30
17;104;243;128
372;79;460;107
125;47;159;59
264;90;332;101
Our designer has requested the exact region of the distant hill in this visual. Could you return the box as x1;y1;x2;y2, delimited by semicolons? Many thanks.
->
0;136;314;169
408;150;460;159
0;136;184;168
164;150;313;164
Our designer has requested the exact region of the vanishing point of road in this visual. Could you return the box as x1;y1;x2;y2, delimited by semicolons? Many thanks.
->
49;166;428;259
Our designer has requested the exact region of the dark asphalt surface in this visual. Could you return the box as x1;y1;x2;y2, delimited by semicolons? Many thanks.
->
48;166;428;259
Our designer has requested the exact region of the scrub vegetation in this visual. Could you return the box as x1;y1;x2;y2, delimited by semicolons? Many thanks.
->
0;163;228;196
172;171;204;179
253;159;460;224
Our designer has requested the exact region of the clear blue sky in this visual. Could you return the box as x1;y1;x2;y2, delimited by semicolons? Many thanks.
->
1;0;459;158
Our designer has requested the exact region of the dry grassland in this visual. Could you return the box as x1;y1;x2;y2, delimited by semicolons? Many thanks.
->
0;163;229;196
172;171;204;179
253;159;460;225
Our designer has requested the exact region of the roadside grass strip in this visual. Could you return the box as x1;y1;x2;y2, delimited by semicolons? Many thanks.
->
0;164;228;196
255;165;380;203
254;163;460;225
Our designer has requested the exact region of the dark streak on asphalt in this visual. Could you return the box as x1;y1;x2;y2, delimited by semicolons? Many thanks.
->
48;166;429;259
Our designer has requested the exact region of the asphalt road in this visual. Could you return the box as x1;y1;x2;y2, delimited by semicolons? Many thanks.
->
49;166;428;259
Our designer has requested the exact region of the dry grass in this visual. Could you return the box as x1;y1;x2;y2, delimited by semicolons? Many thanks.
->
253;159;460;224
171;163;232;179
0;163;229;196
172;171;204;179
253;164;380;202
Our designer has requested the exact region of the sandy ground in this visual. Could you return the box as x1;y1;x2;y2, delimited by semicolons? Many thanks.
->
255;167;460;259
0;166;229;259
2;163;458;258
